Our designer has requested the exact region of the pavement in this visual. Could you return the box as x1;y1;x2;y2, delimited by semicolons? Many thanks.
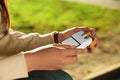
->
64;0;120;10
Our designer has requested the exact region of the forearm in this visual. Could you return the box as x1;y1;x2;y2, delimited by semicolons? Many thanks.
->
0;30;55;56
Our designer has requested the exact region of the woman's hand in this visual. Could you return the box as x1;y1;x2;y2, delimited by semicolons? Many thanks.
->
58;27;96;42
24;44;88;72
58;27;98;52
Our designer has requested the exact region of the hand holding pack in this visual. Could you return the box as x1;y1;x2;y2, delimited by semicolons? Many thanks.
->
61;31;97;49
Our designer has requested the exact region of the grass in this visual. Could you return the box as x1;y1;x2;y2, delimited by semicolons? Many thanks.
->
9;0;120;34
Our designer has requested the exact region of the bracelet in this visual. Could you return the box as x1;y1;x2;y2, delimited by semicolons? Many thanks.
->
54;32;59;43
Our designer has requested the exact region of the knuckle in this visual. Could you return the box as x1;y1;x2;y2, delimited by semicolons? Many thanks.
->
57;60;64;68
54;58;64;69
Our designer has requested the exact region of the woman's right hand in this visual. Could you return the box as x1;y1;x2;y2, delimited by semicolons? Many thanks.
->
24;44;87;72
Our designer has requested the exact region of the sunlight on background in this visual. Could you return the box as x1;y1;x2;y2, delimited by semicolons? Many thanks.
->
65;0;120;10
9;0;120;79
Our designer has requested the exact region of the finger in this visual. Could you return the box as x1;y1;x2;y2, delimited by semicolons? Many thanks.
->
87;47;95;53
76;48;88;54
53;43;76;49
61;27;91;37
59;27;94;42
88;29;96;40
82;28;96;36
91;47;95;53
63;56;78;66
90;38;98;48
71;27;91;34
63;48;77;56
90;29;96;38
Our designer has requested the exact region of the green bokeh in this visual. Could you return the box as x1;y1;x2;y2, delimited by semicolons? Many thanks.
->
9;0;120;34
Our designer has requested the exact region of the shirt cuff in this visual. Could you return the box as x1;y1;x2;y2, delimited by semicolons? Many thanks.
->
0;53;28;80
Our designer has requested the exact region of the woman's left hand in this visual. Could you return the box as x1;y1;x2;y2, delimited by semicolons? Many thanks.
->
57;27;98;53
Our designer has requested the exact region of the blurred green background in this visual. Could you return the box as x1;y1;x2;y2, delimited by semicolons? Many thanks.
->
9;0;120;79
9;0;120;34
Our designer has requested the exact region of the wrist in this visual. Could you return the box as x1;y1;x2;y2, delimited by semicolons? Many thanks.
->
53;31;59;43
